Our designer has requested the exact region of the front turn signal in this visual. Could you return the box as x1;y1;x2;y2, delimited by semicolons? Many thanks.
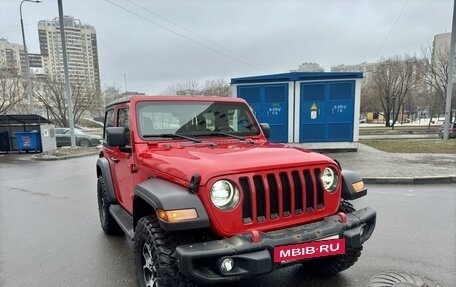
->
156;208;198;223
352;181;365;193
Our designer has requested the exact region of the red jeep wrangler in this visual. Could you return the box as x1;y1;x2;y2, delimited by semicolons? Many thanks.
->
96;96;376;287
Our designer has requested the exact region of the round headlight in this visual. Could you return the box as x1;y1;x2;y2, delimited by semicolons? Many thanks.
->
210;180;240;210
321;167;339;192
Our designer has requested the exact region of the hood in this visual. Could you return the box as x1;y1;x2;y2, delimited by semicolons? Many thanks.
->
137;141;336;186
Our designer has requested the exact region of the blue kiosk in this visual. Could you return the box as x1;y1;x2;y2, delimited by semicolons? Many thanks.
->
231;72;363;150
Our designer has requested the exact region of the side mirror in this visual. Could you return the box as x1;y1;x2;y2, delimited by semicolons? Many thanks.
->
105;127;127;147
260;123;270;139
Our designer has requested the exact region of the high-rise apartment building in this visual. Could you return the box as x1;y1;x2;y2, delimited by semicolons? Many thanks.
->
38;16;100;92
0;38;24;73
0;38;44;77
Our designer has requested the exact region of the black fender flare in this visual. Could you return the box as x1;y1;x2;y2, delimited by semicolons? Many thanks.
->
96;157;117;203
341;169;367;200
134;178;210;231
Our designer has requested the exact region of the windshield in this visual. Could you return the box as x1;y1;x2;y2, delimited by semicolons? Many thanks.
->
136;101;260;139
74;129;87;136
62;128;86;136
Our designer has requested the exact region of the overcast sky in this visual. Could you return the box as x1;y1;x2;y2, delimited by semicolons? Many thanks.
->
0;0;454;94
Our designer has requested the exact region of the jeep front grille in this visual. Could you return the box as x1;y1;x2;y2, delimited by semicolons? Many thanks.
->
238;169;325;224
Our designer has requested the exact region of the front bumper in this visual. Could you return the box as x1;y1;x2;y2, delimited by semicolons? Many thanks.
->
176;207;376;284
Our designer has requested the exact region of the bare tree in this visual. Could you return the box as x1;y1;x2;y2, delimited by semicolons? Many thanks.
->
202;79;231;97
103;85;123;105
371;55;421;128
166;79;232;97
165;80;201;96
72;82;98;123
421;43;452;124
360;80;381;115
0;70;27;115
87;85;123;121
34;77;97;127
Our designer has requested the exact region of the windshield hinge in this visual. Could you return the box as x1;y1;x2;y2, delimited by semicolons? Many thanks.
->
188;174;201;194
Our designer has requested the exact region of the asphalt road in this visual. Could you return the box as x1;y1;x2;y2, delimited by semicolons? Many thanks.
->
1;155;455;287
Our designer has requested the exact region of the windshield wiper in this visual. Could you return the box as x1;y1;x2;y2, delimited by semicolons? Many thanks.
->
208;131;253;143
143;133;201;143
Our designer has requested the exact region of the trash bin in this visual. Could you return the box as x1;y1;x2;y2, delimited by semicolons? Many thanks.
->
15;131;41;153
0;131;10;152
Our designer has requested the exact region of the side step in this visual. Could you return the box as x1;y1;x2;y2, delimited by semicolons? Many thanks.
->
109;205;135;240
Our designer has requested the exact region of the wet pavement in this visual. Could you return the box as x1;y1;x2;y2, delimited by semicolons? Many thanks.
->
324;144;456;183
1;150;456;286
0;154;454;286
2;142;455;184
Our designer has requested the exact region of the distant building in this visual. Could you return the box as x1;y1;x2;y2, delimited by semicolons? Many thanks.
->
28;53;42;69
0;38;24;74
121;91;146;97
432;32;454;80
291;62;324;72
433;32;450;55
28;53;45;76
38;16;101;92
0;38;44;76
331;62;377;82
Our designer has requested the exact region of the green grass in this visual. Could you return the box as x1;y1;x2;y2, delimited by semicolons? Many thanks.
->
54;146;100;156
360;139;456;153
359;125;439;135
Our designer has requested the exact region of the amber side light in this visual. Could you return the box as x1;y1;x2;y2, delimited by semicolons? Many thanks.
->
156;208;198;223
352;181;365;193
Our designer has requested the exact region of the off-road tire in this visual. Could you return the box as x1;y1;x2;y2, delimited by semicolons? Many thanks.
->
301;200;361;276
97;176;123;235
134;215;197;287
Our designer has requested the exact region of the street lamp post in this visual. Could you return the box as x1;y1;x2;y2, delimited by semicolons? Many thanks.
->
20;0;41;115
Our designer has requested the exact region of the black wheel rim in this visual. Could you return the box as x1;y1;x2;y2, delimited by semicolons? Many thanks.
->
142;243;158;287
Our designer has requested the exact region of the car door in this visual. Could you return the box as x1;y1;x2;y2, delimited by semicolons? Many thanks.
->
57;128;71;146
55;129;65;146
104;105;135;212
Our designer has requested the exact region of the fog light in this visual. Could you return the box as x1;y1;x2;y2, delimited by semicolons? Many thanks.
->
220;258;235;272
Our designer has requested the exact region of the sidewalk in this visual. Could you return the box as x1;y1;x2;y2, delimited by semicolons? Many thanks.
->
2;144;456;184
323;144;456;184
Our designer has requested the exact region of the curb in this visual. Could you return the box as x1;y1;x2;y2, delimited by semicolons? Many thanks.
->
364;176;456;184
26;152;456;185
31;151;99;161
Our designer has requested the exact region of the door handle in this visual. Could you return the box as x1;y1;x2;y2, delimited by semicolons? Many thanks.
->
110;157;119;163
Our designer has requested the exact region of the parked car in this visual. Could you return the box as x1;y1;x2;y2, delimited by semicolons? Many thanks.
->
438;122;456;139
55;128;101;147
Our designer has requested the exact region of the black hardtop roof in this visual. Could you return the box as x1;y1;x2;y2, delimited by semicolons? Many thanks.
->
106;96;134;108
